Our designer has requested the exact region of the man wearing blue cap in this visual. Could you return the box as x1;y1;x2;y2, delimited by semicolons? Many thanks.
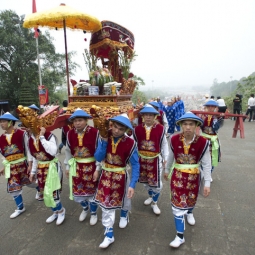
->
94;114;140;248
134;105;169;215
64;109;100;226
200;100;224;179
164;112;211;248
0;112;33;218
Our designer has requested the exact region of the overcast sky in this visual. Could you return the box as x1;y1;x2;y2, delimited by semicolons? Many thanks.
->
1;0;255;91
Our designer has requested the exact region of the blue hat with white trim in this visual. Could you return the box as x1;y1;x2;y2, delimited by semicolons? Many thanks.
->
140;104;159;115
176;112;203;126
109;115;133;130
68;109;91;121
203;100;218;107
28;104;40;111
149;101;160;109
0;112;19;121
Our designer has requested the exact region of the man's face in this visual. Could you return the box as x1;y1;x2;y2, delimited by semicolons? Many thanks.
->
112;122;127;138
181;120;197;135
167;101;173;106
143;113;156;126
73;118;87;131
205;106;217;112
0;120;9;130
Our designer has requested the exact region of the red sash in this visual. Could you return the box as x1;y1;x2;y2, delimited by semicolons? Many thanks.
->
170;134;208;209
68;126;99;197
134;123;164;187
0;129;30;192
95;134;135;209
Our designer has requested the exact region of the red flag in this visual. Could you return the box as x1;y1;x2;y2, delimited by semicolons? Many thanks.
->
32;0;39;38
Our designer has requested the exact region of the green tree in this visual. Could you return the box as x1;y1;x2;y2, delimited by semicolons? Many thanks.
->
132;89;147;105
0;10;79;107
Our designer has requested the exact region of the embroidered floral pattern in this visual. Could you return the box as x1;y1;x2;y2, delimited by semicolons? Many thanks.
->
106;153;123;165
140;140;156;151
74;147;91;158
4;144;20;156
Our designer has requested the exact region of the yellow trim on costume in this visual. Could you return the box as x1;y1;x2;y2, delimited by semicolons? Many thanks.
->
138;150;160;158
5;153;25;162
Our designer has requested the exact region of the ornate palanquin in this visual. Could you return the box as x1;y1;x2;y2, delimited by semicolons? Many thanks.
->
17;21;139;137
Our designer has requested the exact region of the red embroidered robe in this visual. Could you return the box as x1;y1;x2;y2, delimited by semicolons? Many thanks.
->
67;126;99;197
95;133;135;210
170;134;208;209
134;123;164;187
0;129;30;192
29;132;59;200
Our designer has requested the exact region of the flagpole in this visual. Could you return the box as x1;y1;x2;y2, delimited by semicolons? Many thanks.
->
35;36;42;85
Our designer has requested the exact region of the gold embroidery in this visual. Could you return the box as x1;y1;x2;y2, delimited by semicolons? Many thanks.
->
181;137;190;155
77;132;85;146
5;129;15;145
144;126;152;140
111;136;122;154
207;115;212;126
139;150;158;157
33;135;40;151
5;153;24;162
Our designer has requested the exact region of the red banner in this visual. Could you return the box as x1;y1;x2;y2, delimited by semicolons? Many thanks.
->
38;85;49;106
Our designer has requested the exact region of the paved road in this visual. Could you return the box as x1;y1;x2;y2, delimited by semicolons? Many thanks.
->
0;120;254;255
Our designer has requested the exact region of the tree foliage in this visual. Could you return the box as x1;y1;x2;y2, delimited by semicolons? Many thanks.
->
0;10;79;108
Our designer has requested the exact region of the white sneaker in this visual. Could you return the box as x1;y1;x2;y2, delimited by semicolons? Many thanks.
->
144;197;153;205
10;208;26;219
35;191;39;200
46;213;58;223
169;235;185;248
151;203;161;215
99;236;115;248
56;208;65;225
211;177;213;182
79;209;88;222
90;214;98;225
119;217;128;228
187;213;195;225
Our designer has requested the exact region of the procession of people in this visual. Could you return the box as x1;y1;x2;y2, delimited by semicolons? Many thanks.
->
0;98;225;249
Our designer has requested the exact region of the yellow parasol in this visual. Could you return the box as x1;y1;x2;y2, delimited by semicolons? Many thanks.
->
23;3;102;95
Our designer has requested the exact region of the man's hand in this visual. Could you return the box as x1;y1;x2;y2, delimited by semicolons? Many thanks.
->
203;186;210;197
65;170;69;178
27;165;32;174
163;160;167;169
93;170;99;182
29;173;35;182
163;172;169;181
39;127;46;137
0;168;4;176
127;187;135;199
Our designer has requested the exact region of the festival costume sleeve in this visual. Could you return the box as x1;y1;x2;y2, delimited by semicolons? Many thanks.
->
64;144;72;171
161;135;169;161
24;132;33;162
31;157;38;174
94;138;108;162
40;135;57;156
61;128;67;146
200;146;211;187
212;117;224;132
163;112;169;134
129;148;140;189
165;139;174;174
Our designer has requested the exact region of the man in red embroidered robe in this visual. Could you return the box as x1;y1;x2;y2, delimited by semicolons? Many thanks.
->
65;109;100;226
28;126;65;225
200;100;224;181
94;115;140;249
164;112;211;248
135;102;168;134
133;105;169;215
0;112;32;219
